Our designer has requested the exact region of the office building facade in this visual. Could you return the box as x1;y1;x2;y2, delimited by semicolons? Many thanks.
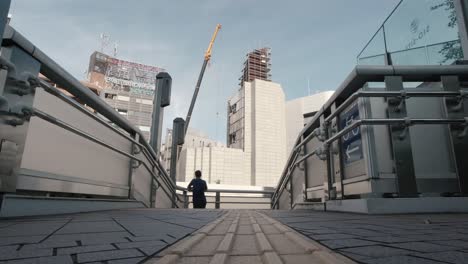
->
88;51;165;140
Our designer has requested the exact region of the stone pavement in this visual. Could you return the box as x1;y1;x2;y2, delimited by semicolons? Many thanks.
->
0;209;224;264
264;210;468;264
148;210;355;264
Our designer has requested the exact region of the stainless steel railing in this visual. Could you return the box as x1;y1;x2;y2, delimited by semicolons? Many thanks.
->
0;24;179;208
176;186;274;209
272;64;468;209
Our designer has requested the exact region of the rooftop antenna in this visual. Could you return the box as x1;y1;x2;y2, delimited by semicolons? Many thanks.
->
307;78;311;96
113;42;118;57
100;33;110;54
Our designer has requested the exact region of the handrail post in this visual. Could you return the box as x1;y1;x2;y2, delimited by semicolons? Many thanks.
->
169;118;185;208
385;76;418;197
0;41;41;194
128;133;139;199
183;190;188;208
215;191;220;209
442;75;468;194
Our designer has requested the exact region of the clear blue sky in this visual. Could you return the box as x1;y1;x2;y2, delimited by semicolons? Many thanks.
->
9;0;400;142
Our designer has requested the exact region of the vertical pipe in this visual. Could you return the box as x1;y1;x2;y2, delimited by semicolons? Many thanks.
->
215;191;220;209
128;133;139;199
169;118;185;207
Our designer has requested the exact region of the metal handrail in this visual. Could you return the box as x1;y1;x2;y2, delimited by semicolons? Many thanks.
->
271;64;468;209
176;186;275;195
1;25;179;206
31;108;182;206
38;81;177;193
176;185;274;209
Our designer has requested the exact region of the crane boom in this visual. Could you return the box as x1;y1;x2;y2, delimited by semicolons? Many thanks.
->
184;24;221;135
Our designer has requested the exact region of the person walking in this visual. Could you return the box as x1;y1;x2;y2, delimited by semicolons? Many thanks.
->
187;170;207;209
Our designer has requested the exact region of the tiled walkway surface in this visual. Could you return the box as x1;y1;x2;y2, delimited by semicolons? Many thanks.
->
264;210;468;264
0;209;224;264
148;210;354;264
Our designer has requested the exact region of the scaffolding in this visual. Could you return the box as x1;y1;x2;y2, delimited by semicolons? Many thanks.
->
238;47;271;86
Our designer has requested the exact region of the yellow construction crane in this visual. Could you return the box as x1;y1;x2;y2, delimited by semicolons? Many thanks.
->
184;24;222;135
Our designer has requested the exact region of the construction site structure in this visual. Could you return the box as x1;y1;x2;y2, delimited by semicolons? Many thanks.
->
238;47;271;86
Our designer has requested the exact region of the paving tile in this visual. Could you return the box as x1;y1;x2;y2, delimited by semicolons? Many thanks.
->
236;225;253;235
0;222;65;237
21;241;77;250
311;233;356;240
228;255;262;264
0;255;73;264
412;251;468;264
77;248;144;263
0;246;52;261
186;235;224;256
56;221;124;234
362;235;424;243
231;235;259;255
430;239;468;248
57;244;116;255
260;224;281;234
179;256;212;264
115;240;166;250
45;231;131;246
390;242;458;253
340;245;413;258
320;238;380;249
280;254;328;264
267;234;304;254
210;223;231;235
0;237;45;247
361;255;446;264
139;245;168;256
107;257;145;264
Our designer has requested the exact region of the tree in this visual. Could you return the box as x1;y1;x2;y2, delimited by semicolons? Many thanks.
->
431;0;463;64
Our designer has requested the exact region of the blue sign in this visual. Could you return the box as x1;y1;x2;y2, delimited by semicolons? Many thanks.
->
339;103;363;165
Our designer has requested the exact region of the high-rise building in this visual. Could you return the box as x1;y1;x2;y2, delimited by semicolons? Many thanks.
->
175;48;288;187
285;91;334;152
87;51;165;140
227;79;287;186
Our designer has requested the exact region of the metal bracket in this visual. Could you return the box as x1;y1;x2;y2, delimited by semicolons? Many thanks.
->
388;90;409;113
457;117;468;138
0;56;17;79
316;145;329;160
4;105;33;126
131;159;141;169
446;90;468;113
398;118;412;140
132;144;141;154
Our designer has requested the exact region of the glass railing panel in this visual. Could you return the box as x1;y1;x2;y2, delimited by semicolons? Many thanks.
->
357;27;386;65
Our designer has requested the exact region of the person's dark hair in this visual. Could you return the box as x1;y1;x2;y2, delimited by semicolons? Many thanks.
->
195;170;202;178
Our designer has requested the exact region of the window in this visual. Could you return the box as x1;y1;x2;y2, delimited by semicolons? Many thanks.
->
229;134;237;144
136;99;153;105
105;93;116;99
116;108;128;115
116;95;130;101
139;126;150;132
230;103;237;113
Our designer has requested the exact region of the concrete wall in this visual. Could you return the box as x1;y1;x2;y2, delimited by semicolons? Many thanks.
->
251;80;287;187
285;91;334;152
